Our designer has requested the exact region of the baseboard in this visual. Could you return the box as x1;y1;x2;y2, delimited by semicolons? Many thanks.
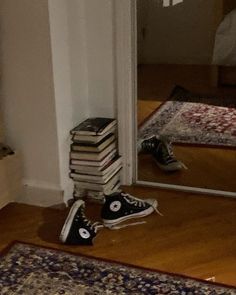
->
0;192;15;209
17;184;64;208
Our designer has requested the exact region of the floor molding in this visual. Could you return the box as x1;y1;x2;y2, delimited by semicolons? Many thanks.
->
17;184;64;207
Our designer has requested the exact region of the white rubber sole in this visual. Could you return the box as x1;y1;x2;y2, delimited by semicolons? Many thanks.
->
59;200;85;243
103;199;157;228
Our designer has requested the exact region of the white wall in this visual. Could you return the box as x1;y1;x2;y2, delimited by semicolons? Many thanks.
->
1;0;117;205
48;0;116;200
138;0;217;65
67;0;90;122
84;0;116;117
48;0;91;201
0;0;61;192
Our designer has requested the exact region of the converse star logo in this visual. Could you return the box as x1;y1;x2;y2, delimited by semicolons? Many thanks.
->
110;201;121;212
79;228;90;239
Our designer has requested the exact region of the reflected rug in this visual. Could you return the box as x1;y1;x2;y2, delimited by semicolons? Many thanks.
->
0;242;236;294
138;100;236;148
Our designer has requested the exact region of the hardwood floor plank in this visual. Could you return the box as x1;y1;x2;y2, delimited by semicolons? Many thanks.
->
0;186;236;286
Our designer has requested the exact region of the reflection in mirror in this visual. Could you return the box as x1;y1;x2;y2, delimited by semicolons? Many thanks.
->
136;0;236;192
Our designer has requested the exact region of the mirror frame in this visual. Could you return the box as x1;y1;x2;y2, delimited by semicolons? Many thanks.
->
115;0;236;197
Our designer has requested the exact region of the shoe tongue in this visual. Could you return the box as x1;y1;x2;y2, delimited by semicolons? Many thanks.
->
161;140;172;156
123;194;144;207
105;192;119;200
107;221;147;230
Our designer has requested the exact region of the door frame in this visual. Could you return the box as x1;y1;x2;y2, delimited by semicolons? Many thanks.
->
115;0;137;185
115;0;236;197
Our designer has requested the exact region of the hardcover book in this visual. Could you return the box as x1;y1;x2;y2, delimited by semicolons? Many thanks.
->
70;155;121;176
71;134;115;153
71;118;116;136
74;169;121;191
72;127;116;144
70;164;122;184
70;149;117;167
74;181;121;201
70;141;116;161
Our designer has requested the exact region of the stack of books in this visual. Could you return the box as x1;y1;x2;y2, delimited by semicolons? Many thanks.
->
69;117;122;203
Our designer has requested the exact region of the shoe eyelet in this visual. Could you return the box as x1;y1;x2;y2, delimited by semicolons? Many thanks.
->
79;228;91;239
109;201;121;212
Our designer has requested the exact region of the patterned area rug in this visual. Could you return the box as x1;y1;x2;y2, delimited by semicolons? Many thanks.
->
0;242;236;294
138;100;236;148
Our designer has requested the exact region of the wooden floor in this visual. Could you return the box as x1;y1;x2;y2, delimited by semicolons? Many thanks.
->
139;149;236;192
0;186;236;287
137;64;236;192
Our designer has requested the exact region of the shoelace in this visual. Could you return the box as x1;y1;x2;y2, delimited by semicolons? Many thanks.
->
106;221;147;230
159;140;188;169
141;136;159;152
159;140;174;161
122;193;148;208
122;192;163;216
79;206;104;233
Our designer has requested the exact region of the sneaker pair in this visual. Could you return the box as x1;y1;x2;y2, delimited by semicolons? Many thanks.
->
60;192;160;245
140;135;184;172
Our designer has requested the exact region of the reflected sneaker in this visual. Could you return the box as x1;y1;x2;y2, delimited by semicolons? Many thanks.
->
60;200;103;245
101;192;160;229
139;135;161;153
152;137;184;172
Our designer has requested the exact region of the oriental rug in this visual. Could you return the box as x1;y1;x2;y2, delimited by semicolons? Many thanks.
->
0;242;236;294
138;100;236;148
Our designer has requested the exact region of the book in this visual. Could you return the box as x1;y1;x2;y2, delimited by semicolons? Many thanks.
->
71;118;116;136
70;141;116;161
70;149;117;167
87;181;121;196
74;169;121;191
73;189;86;199
70;164;122;184
73;181;121;203
72;126;116;144
70;156;121;176
71;134;115;153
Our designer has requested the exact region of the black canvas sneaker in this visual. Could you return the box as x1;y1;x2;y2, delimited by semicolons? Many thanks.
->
152;137;184;172
60;200;103;245
101;192;160;229
139;135;161;154
140;135;184;172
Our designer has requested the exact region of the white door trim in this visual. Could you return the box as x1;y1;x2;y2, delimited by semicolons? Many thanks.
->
115;0;137;185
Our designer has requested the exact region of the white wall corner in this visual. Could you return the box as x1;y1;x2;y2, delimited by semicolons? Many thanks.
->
67;0;90;123
48;0;90;203
0;0;62;207
84;0;116;118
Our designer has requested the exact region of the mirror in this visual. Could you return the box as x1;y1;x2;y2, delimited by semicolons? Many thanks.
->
136;0;236;192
